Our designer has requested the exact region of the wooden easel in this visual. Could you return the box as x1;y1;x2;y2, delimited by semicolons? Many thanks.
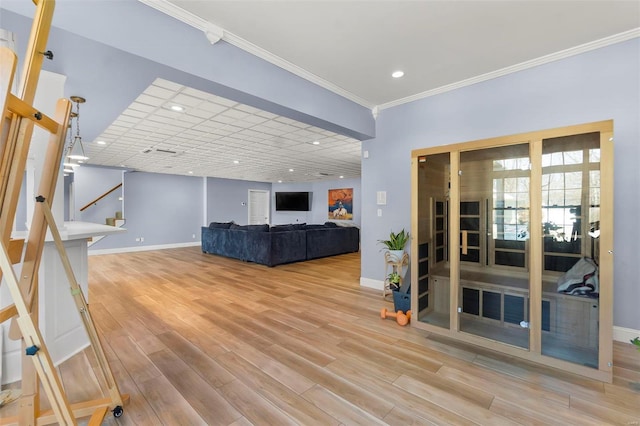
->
0;1;127;424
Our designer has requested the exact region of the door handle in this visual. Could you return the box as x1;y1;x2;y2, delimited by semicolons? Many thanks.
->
461;230;468;255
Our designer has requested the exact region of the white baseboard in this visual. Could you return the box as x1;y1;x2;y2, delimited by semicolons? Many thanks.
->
89;241;201;255
613;326;640;343
360;277;384;290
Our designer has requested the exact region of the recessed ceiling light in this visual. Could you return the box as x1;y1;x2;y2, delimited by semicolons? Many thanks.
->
312;141;320;145
188;171;193;174
170;105;184;112
277;180;282;183
339;175;344;179
391;70;404;78
96;140;107;145
289;168;294;172
233;160;240;164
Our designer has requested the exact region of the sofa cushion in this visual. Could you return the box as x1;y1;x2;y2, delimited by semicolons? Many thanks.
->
324;221;339;228
230;224;269;232
209;221;233;229
306;226;360;260
304;224;325;230
271;224;295;232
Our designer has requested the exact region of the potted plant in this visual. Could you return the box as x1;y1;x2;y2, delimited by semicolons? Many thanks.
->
378;229;410;262
387;271;402;291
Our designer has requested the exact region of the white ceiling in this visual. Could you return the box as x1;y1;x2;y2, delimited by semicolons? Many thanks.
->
84;78;361;182
160;0;640;107
75;1;638;182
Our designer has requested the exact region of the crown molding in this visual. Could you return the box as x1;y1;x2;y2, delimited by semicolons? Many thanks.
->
378;27;640;111
138;1;639;115
137;0;374;109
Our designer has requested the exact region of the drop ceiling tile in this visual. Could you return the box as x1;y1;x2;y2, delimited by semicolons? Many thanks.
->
188;109;217;120
88;78;362;182
152;79;183;91
210;97;238;108
135;94;165;107
145;85;176;99
172;93;204;107
128;103;156;113
180;87;213;100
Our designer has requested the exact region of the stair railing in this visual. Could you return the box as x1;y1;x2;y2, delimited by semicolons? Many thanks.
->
79;182;122;212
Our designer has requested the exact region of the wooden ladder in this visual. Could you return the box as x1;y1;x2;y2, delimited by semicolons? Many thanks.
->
0;1;126;424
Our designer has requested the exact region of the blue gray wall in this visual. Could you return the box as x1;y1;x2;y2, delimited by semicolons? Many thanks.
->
0;5;374;143
86;170;204;250
74;166;123;224
362;39;640;330
206;177;271;225
272;178;361;227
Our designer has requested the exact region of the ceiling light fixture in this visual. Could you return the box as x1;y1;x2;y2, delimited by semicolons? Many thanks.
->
96;140;107;145
339;175;344;179
391;70;404;78
277;180;282;183
312;141;320;145
233;160;240;164
170;105;184;112
66;96;89;165
289;168;294;172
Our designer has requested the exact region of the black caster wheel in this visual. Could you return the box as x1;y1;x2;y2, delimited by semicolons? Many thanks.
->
113;405;124;418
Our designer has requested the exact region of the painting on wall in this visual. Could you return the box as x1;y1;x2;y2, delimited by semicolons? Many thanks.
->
328;188;353;220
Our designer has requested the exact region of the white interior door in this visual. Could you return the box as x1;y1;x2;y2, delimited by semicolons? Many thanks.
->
248;189;270;225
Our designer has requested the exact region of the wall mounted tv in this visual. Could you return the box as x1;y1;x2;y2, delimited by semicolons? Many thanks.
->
275;192;311;211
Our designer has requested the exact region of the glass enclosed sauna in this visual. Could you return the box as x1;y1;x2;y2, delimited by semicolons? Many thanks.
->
411;120;614;382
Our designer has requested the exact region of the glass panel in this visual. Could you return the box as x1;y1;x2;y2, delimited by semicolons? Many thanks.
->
416;153;450;329
541;132;600;368
459;144;530;348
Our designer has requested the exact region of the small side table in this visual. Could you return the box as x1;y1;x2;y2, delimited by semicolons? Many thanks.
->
383;251;409;298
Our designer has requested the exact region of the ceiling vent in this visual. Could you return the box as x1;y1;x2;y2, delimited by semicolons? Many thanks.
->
156;148;178;154
141;147;182;156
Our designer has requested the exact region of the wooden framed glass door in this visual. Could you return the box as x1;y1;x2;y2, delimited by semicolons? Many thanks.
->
411;120;614;382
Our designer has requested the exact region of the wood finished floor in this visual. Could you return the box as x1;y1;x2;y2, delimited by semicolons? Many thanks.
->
2;247;640;425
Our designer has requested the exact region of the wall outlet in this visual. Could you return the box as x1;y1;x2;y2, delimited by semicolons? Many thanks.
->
135;237;140;242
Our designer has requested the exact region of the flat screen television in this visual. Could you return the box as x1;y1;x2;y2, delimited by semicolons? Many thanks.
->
275;192;311;211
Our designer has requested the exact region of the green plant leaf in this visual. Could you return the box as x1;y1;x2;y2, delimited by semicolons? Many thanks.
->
378;228;410;250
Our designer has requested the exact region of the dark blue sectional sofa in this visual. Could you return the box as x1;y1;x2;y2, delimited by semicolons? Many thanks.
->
201;221;359;267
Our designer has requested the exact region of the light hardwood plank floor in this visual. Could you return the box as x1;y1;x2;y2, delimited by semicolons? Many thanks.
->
1;247;639;425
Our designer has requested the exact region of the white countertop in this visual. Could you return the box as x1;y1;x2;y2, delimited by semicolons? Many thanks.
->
13;221;127;242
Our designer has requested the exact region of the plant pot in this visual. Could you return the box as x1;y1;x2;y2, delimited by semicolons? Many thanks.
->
388;249;405;262
392;290;411;313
